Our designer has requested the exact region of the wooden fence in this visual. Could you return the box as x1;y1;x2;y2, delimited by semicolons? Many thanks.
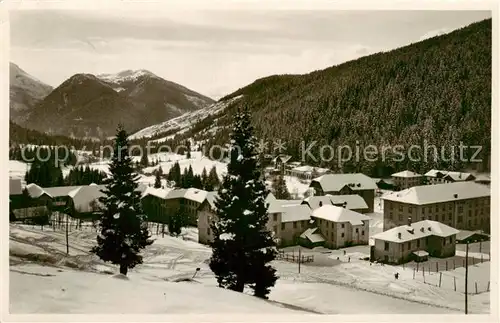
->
277;250;314;263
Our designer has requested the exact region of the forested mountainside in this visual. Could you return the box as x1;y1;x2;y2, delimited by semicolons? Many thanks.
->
179;19;491;176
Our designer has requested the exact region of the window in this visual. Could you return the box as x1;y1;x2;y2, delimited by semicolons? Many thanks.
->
458;206;463;213
408;206;412;214
362;230;365;235
281;223;285;230
293;222;297;229
384;242;389;251
341;224;345;229
341;233;345;238
207;228;211;235
469;210;472;217
422;208;425;214
442;205;446;211
407;242;411;250
448;214;452;220
458;216;463;223
399;215;403;221
416;239;421;248
399;205;403;212
355;228;359;233
435;205;438;212
441;214;445;221
449;236;452;244
449;204;452;210
273;214;278;222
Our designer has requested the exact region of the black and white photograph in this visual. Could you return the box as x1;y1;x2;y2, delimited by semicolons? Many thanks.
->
3;0;497;319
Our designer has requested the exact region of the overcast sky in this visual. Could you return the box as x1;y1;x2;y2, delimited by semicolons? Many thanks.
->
10;9;491;99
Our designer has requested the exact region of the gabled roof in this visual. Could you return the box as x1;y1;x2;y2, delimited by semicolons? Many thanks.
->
267;197;302;214
26;183;50;198
443;172;475;182
165;188;189;200
371;220;459;243
300;227;325;243
424;169;447;177
184;188;208;203
311;205;370;226
10;178;22;195
391;170;422;178
44;186;83;198
141;187;172;199
272;154;292;164
291;165;330;173
302;196;333;210
281;204;311;223
312;173;377;192
69;185;106;213
381;182;490;205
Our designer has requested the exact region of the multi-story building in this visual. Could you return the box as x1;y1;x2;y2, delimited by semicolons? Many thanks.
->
310;204;370;249
391;170;423;190
371;219;459;264
382;182;490;233
309;173;377;212
286;165;330;180
424;170;476;185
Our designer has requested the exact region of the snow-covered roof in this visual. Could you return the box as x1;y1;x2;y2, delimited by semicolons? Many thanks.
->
281;204;312;223
184;188;208;203
372;220;459;243
475;174;491;183
327;194;369;210
26;183;50;198
267;198;302;214
45;186;83;198
69;185;106;213
204;192;219;209
10;178;22;195
165;188;189;200
302;196;333;210
311;205;370;226
141;187;172;199
300;227;325;243
391;170;422;178
136;183;148;193
291;165;330;173
312;173;377;192
413;250;429;257
455;230;489;241
424;169;474;181
382;182;490;205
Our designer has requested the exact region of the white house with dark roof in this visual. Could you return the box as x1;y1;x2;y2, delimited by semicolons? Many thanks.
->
371;219;459;264
311;205;370;249
310;173;377;212
391;170;423;190
382;182;490;232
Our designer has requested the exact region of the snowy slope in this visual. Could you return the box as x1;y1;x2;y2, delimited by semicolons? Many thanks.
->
129;95;243;140
9;224;489;314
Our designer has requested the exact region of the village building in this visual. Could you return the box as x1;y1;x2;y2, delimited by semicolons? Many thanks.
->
278;204;312;246
286;165;330;180
271;154;292;173
309;173;377;212
424;170;476;185
370;219;459;264
391;170;423;190
310;205;370;249
382;182;490;233
373;178;396;191
474;174;491;187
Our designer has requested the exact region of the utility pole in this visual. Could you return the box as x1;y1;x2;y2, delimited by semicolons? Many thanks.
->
465;241;469;314
65;208;69;255
298;246;301;274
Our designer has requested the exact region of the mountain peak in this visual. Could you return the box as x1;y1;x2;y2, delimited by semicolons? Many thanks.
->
97;69;158;83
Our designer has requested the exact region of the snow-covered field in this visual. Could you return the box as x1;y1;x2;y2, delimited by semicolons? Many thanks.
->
9;224;489;314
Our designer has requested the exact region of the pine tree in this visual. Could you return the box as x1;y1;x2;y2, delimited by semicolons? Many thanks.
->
90;124;153;276
186;141;192;159
154;172;162;188
201;167;209;189
206;166;220;191
271;175;291;199
209;107;277;298
140;148;149;168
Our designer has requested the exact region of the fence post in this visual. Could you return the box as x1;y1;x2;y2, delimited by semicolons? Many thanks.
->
423;269;426;283
454;276;456;291
416;262;419;272
481;254;483;263
413;268;415;279
436;262;438;272
475;282;478;294
439;272;442;287
487;281;490;292
454;259;455;270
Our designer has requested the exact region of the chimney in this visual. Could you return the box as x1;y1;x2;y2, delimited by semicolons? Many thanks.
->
420;227;425;233
398;232;402;239
319;201;323;207
407;216;412;226
454;194;458;199
343;201;347;208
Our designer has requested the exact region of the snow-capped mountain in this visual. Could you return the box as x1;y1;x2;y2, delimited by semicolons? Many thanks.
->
129;95;243;141
10;62;53;124
21;69;215;139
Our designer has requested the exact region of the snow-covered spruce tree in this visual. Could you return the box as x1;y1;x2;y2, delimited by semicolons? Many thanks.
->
271;175;291;200
209;106;278;298
154;171;162;188
91;124;153;276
